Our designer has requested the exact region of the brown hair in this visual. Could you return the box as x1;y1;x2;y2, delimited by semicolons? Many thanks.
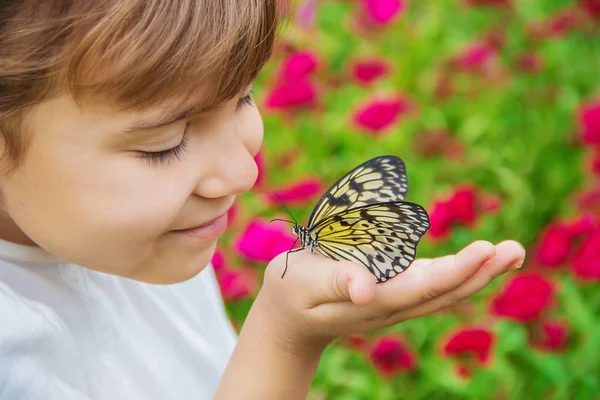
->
0;0;283;171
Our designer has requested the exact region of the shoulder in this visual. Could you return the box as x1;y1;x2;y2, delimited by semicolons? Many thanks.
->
0;281;90;399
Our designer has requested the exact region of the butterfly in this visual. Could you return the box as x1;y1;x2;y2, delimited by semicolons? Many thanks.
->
278;155;431;284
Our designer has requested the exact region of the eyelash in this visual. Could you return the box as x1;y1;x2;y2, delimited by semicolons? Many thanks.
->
139;93;255;166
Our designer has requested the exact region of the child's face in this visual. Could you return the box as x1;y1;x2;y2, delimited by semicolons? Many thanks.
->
0;86;261;284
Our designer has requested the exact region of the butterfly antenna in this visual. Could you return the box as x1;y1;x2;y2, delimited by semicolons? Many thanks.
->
269;193;298;225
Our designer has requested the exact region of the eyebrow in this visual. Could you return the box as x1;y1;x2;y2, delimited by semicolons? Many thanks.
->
123;102;216;133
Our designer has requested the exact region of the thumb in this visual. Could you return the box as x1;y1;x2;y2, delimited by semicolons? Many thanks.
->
321;258;377;305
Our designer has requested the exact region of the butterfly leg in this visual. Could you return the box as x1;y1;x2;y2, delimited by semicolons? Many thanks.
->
281;237;301;279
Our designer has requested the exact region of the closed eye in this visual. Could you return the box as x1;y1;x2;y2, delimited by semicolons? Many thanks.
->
236;92;255;111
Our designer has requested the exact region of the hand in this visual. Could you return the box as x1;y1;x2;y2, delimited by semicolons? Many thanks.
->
253;240;526;352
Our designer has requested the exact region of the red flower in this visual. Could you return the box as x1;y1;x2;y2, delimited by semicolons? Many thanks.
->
351;58;390;85
267;177;324;205
535;223;573;268
369;335;417;377
491;273;555;323
352;97;411;133
360;0;406;25
428;200;454;239
264;78;318;110
428;185;484;239
279;50;319;80
443;328;495;364
580;0;600;19
571;230;600;280
579;99;600;145
234;219;296;263
535;320;570;352
449;187;477;225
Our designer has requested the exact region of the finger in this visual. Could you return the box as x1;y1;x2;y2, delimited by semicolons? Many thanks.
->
390;240;526;322
376;240;497;310
282;249;378;306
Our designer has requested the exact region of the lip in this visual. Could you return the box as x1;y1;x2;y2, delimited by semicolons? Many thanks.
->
173;211;229;240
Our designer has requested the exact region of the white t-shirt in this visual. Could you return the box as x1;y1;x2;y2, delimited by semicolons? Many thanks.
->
0;239;237;399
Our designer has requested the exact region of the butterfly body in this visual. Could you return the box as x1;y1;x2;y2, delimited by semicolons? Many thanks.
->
285;155;430;284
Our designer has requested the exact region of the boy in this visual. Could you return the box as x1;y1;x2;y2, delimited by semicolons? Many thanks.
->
0;1;525;399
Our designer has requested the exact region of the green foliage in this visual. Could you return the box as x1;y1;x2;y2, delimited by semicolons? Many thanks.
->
222;1;600;398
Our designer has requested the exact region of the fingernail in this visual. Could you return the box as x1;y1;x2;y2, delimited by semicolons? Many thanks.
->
510;259;525;270
348;281;356;302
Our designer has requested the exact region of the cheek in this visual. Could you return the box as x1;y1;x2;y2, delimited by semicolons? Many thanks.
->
3;143;188;253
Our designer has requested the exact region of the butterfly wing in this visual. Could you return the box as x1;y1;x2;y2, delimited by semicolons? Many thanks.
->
306;156;409;228
310;202;430;283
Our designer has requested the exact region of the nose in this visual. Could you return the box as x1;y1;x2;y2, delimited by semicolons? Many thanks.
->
193;132;258;199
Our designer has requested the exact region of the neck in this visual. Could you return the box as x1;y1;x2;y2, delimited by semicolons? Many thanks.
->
0;208;37;246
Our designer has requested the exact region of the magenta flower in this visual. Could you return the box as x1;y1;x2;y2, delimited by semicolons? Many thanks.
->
491;273;555;323
369;335;417;377
267;177;324;206
535;223;573;268
279;50;319;80
360;0;406;25
264;78;318;110
253;150;266;188
353;97;410;133
216;268;258;301
234;219;296;263
442;328;495;364
351;58;390;85
578;99;600;145
571;230;600;280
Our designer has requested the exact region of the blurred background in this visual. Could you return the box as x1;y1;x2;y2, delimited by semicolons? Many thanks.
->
213;0;600;398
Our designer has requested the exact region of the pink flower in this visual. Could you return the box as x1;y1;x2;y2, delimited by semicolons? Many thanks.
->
234;219;296;263
578;99;600;145
360;0;406;25
428;200;455;239
267;177;324;205
455;42;498;71
216;268;258;301
211;250;226;273
369;335;417;377
427;185;485;239
253;150;266;188
264;79;318;110
449;187;477;225
491;273;555;323
571;230;600;280
353;97;411;133
535;223;574;268
279;51;319;80
351;59;390;85
442;328;495;364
